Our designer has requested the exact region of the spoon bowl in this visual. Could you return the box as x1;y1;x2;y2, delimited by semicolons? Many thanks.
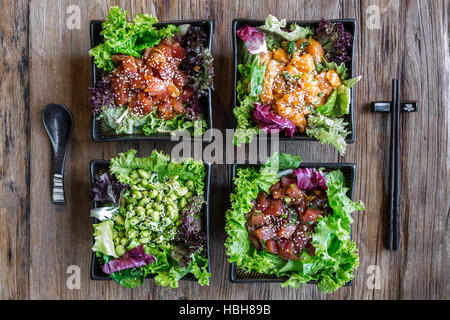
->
42;104;74;205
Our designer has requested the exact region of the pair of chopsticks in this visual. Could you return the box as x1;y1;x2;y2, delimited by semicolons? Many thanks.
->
387;79;401;250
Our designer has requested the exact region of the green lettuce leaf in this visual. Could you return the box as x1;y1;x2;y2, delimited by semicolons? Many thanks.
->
316;90;338;117
315;60;349;80
89;7;178;71
260;15;313;41
342;76;361;88
92;220;118;258
110;267;145;289
316;85;352;118
142;111;207;137
306;114;350;156
142;247;210;289
233;49;266;146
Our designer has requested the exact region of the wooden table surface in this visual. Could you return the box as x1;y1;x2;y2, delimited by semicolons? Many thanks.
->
0;0;448;300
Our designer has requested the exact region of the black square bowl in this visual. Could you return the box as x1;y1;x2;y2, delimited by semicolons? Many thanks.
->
232;18;357;143
90;19;214;143
89;160;212;283
229;161;356;285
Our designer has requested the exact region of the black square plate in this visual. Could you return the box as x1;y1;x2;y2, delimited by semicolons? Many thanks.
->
90;19;214;143
232;18;357;143
89;159;211;282
229;161;356;284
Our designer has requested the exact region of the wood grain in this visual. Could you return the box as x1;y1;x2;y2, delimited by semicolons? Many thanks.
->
0;0;30;299
0;0;447;299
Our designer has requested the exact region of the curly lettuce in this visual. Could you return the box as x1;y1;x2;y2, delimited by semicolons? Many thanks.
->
306;114;350;156
90;7;178;71
260;15;313;41
225;153;365;293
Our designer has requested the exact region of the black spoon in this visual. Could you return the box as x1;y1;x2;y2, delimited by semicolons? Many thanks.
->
42;104;74;205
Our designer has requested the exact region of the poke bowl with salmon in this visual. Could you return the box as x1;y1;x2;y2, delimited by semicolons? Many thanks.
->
232;16;360;155
89;7;214;141
225;153;365;292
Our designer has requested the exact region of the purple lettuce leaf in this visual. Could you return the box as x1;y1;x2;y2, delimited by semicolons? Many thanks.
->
179;25;214;119
293;168;328;192
252;103;296;138
236;25;268;55
315;18;353;65
89;79;115;115
101;245;155;275
172;196;206;267
89;171;129;207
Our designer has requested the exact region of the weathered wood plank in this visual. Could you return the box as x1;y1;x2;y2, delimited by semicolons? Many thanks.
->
0;0;30;300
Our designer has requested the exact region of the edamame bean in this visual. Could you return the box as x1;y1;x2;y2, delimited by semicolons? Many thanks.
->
179;197;187;208
165;198;176;207
132;191;142;200
168;192;178;201
139;237;150;244
138;169;150;179
149;189;158;199
152;211;160;223
139;197;150;207
127;239;140;250
115;245;126;256
141;230;151;238
129;217;139;226
114;237;121;245
120;238;128;246
153;203;164;212
168;207;179;221
127;228;138;239
114;214;125;226
174;187;188;197
135;206;146;215
130;170;139;180
186;180;194;191
185;191;193;199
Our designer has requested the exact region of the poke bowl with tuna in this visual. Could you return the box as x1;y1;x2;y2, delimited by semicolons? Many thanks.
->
89;7;214;141
226;153;365;292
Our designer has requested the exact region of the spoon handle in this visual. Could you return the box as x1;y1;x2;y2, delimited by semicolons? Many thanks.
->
52;173;65;204
52;147;67;205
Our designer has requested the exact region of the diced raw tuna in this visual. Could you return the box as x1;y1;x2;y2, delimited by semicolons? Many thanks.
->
278;239;298;260
254;226;276;242
264;199;285;216
277;223;297;239
266;240;279;254
302;209;322;224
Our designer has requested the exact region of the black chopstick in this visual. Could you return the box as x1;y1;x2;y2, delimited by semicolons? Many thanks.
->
387;79;401;250
393;79;401;250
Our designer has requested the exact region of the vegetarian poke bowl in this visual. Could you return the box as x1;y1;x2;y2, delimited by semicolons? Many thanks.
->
89;149;211;289
232;16;359;155
226;153;365;292
89;7;214;142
